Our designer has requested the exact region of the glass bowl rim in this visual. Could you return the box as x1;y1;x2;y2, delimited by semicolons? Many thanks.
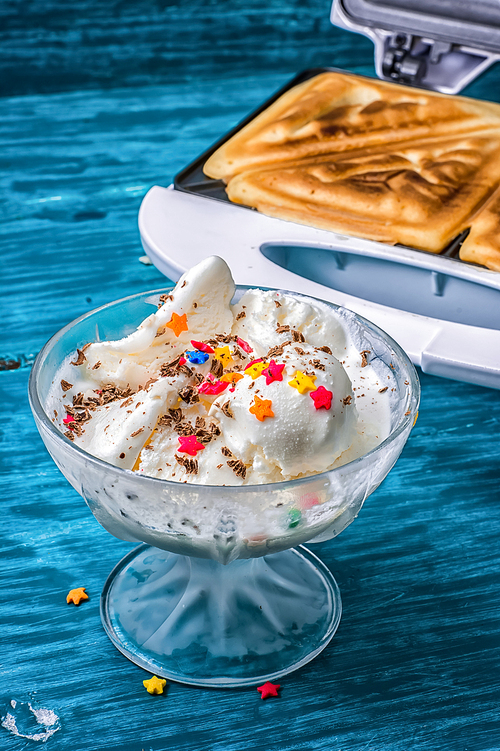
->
29;283;420;492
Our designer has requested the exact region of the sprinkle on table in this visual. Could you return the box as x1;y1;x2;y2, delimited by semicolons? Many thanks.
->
213;346;233;366
310;385;333;410
288;370;317;394
166;312;188;337
249;395;274;422
177;435;206;455
66;587;89;606
143;676;167;695
257;682;281;699
262;359;285;385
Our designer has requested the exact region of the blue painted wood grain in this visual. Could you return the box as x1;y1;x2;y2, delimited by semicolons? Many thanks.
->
2;3;500;749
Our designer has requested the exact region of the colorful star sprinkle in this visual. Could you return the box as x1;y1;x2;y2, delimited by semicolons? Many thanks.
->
257;682;280;700
198;379;229;396
165;312;188;337
245;360;268;380
213;346;233;366
261;359;285;385
177;435;205;456
143;676;167;695
66;587;89;606
249;395;274;422
288;370;317;394
220;372;244;384
186;350;210;365
310;385;333;410
190;340;214;354
236;337;253;354
63;414;75;426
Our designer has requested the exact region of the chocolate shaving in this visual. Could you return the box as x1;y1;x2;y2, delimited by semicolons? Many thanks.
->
360;350;371;368
227;459;246;479
215;333;232;343
210;358;224;378
73;393;84;406
71;349;86;366
81;342;92;352
317;345;332;355
274;300;282;308
236;311;246;320
143;378;158;391
120;397;134;409
291;330;305;343
175;455;198;475
221;401;234;418
178;364;193;377
221;446;233;457
195;416;206;430
64;430;75;441
131;428;144;437
92;361;101;370
158;293;174;308
341;395;352;406
61;379;73;392
276;325;290;334
175;421;195;437
311;359;325;371
209;422;221;437
155;326;166;338
178;385;200;404
294;347;305;355
378;386;388;393
160;355;183;377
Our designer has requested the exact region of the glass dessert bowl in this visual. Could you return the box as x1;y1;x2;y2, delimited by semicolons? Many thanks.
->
29;284;419;688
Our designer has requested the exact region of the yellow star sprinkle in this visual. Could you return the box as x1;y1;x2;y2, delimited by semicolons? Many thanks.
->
214;346;233;366
66;587;89;606
249;395;274;422
245;361;268;380
143;675;167;695
220;372;244;384
288;371;317;394
165;312;188;337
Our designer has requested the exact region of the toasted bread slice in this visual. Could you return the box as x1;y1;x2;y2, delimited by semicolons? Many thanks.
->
204;71;500;181
226;134;500;253
460;190;500;271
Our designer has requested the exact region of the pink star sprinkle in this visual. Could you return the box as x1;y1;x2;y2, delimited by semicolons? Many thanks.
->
236;337;253;354
310;386;333;410
179;356;187;366
262;359;285;385
177;435;205;456
257;682;280;700
191;340;214;354
63;414;75;424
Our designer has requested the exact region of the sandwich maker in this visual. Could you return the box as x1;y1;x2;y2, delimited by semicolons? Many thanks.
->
139;0;500;390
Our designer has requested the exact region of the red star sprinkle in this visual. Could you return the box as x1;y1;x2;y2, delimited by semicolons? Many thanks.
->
257;682;280;699
310;385;333;410
177;435;205;456
63;414;75;424
179;356;187;366
198;380;229;396
261;359;285;385
165;312;188;337
236;337;253;354
191;340;214;354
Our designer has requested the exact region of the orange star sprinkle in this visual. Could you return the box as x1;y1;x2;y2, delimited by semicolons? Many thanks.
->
249;395;274;422
288;370;317;394
66;587;89;606
220;372;244;384
257;681;280;699
165;312;188;337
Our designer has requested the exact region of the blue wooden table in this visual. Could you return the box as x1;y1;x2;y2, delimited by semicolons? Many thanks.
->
2;3;500;749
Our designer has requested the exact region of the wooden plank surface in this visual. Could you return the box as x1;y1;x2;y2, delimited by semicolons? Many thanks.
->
2;2;500;749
